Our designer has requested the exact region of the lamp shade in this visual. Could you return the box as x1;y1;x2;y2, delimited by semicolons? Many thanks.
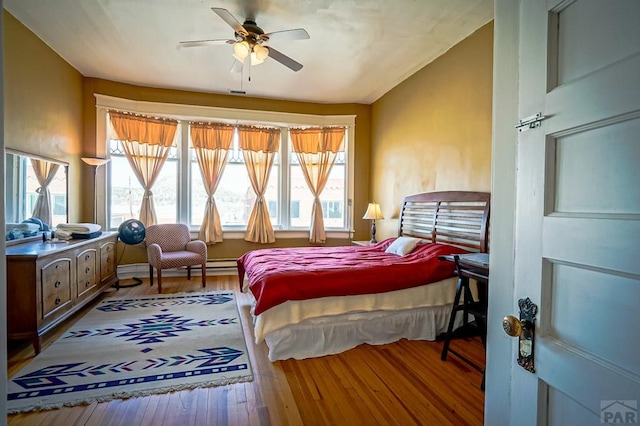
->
81;157;110;167
254;44;269;61
250;51;265;66
362;202;384;220
233;41;250;60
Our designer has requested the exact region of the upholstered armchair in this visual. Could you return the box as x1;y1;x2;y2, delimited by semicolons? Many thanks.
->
145;224;207;293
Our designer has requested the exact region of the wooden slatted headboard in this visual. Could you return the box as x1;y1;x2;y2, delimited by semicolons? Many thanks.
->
398;191;490;253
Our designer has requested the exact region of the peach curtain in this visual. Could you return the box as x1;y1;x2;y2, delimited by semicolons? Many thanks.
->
109;111;178;226
290;127;345;243
237;126;280;243
31;159;61;227
190;122;234;244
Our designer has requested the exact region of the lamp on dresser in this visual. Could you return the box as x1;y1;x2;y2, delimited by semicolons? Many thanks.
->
362;202;384;243
81;157;110;223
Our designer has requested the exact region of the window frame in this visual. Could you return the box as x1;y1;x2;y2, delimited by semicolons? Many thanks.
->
96;94;356;239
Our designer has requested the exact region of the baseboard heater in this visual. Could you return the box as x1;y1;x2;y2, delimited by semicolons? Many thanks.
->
117;258;238;279
206;258;237;270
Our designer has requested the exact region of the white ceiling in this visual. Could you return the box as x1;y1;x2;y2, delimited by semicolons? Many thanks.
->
4;0;493;104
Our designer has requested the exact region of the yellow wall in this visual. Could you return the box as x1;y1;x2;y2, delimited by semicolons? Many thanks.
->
370;22;493;240
3;11;84;222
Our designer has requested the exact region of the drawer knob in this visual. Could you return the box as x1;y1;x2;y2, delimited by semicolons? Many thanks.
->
86;281;90;287
55;296;61;305
54;280;61;288
85;267;91;273
85;255;90;260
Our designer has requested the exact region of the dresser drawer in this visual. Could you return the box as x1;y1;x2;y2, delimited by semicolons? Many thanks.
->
76;247;98;298
100;241;117;281
40;257;72;320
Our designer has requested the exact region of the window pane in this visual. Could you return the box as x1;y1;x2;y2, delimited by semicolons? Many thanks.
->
291;200;300;219
322;163;346;227
190;158;206;227
216;163;278;226
290;162;345;228
26;194;37;217
108;155;177;228
53;195;66;216
153;160;178;224
23;159;67;227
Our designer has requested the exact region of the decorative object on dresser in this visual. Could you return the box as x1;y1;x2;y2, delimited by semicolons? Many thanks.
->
362;202;384;243
55;222;102;240
7;291;253;414
6;232;118;354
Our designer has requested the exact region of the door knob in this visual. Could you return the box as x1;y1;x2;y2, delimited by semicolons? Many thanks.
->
502;315;523;337
503;297;538;373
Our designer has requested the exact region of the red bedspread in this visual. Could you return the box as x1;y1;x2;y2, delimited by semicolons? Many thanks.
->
237;238;470;315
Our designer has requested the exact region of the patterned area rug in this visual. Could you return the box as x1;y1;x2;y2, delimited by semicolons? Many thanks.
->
7;291;253;413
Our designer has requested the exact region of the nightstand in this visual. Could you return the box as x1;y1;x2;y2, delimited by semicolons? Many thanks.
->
351;240;372;247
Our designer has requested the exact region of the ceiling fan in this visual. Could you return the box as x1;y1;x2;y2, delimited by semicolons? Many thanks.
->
179;7;309;72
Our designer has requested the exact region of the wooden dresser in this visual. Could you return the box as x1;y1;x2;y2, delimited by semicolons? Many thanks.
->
6;232;118;353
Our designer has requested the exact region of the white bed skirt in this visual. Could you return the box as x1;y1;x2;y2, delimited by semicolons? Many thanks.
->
244;276;477;362
263;304;465;361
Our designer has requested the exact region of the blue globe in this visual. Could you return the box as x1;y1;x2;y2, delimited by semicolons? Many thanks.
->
118;219;146;245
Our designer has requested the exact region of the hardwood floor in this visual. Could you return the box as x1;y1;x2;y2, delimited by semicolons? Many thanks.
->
7;275;485;425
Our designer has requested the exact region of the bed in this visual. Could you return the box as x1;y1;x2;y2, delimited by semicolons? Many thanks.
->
238;191;490;361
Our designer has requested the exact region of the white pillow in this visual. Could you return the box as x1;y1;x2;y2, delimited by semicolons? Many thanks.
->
385;236;422;256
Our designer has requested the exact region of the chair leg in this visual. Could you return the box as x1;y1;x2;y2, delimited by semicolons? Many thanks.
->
201;263;206;288
187;266;191;280
157;269;162;293
149;265;154;287
441;276;465;361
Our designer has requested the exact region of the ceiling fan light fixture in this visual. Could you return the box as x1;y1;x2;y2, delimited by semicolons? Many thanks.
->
250;51;265;66
233;40;250;60
253;44;269;61
182;8;308;72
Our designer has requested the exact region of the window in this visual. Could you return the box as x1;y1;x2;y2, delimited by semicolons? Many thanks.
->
108;140;178;226
99;95;355;237
190;130;280;228
289;152;346;229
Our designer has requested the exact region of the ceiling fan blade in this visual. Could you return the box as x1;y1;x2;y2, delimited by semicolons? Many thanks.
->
264;28;310;42
266;47;303;72
178;39;233;48
211;7;248;36
230;59;243;73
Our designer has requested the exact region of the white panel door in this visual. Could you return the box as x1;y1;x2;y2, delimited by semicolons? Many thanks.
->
512;0;640;424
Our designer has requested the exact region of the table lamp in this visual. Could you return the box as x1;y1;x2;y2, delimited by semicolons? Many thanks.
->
362;202;384;243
